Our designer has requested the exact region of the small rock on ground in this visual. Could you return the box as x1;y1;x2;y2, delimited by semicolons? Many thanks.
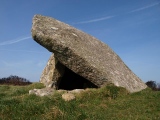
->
62;93;75;101
69;89;84;94
29;88;54;97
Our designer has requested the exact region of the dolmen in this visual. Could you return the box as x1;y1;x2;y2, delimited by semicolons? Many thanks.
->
31;15;147;93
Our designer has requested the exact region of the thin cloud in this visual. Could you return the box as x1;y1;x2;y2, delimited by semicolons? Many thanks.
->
0;36;31;46
73;15;115;24
0;49;50;54
129;2;160;13
73;2;160;25
1;60;33;67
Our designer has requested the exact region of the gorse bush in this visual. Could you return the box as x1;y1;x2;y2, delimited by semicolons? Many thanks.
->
0;75;32;86
146;80;160;91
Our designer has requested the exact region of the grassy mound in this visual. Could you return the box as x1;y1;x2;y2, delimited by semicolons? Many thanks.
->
0;83;160;120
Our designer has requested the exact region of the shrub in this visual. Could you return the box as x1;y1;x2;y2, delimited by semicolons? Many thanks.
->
146;80;160;91
0;75;32;86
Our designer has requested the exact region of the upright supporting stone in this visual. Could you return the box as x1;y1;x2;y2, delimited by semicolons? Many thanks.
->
40;54;65;89
32;15;147;93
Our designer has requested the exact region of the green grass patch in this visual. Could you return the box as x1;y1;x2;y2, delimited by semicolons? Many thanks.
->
0;83;160;120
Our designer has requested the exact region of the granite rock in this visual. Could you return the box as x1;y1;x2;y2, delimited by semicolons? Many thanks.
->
40;54;65;88
32;15;147;93
62;93;76;101
29;88;54;96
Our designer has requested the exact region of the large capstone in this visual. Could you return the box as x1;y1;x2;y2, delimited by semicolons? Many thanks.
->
32;15;147;93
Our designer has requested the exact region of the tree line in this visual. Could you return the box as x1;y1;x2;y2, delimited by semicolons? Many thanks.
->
0;75;159;90
0;75;32;86
146;80;160;91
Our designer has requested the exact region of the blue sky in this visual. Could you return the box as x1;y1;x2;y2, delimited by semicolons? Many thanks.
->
0;0;160;83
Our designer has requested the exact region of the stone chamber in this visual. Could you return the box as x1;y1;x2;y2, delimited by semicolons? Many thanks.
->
57;67;98;90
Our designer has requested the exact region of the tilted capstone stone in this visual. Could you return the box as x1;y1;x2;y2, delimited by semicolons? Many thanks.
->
31;14;147;93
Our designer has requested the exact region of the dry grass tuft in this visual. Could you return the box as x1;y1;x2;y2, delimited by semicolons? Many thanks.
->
43;106;64;119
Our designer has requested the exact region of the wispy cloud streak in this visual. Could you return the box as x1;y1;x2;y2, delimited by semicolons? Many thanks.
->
0;49;50;54
73;2;160;25
129;2;160;13
73;15;115;24
0;36;31;46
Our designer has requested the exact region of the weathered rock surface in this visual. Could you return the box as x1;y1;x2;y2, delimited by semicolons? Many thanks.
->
68;89;84;94
57;89;84;94
62;93;76;101
29;88;54;96
32;15;147;93
29;88;84;98
40;54;65;88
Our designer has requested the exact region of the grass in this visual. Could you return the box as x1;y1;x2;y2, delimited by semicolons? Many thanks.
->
0;83;160;120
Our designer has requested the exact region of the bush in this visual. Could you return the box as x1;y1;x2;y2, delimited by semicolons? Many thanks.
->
0;75;32;86
146;80;160;91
